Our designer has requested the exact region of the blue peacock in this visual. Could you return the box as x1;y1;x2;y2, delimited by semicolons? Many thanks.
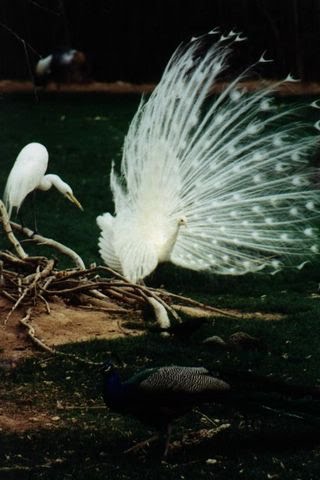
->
101;362;230;456
101;362;320;457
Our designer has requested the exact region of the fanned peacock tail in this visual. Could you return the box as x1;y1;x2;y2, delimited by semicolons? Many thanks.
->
97;30;320;282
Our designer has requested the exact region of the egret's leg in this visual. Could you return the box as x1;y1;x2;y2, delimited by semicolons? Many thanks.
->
18;210;25;230
31;190;38;234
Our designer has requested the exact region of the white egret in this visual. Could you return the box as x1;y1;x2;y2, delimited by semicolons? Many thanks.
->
4;142;83;225
97;32;320;284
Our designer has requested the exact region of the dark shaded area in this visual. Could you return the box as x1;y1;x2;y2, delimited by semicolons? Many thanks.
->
0;0;320;82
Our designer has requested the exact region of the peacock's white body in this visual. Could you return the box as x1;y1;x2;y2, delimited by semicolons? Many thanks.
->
97;31;320;283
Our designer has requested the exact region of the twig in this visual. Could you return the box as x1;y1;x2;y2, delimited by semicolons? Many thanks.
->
18;307;102;366
10;221;86;269
1;290;17;302
4;287;29;324
77;305;130;314
39;293;51;313
19;307;54;353
57;404;106;410
0;250;29;266
4;259;55;323
0;21;40;57
260;405;320;427
194;409;219;427
0;201;28;259
0;260;4;287
124;434;160;454
161;290;241;319
137;285;181;322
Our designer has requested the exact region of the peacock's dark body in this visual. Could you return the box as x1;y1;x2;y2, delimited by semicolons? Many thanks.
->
101;363;320;456
101;363;230;455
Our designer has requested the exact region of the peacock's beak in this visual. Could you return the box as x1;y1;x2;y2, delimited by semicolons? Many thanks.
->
65;192;84;211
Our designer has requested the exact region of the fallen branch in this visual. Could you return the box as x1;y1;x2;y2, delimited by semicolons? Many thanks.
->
4;259;55;324
0;247;239;339
160;290;242;319
0;200;28;259
10;220;86;269
19;307;54;353
19;307;102;366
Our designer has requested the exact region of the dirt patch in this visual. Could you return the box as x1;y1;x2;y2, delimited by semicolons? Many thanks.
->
0;295;284;363
0;408;60;433
0;295;143;362
0;294;144;433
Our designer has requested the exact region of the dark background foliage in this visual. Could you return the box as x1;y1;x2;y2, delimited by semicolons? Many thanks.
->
0;0;320;82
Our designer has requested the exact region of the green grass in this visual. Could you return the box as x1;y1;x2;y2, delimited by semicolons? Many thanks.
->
1;306;320;479
1;92;320;479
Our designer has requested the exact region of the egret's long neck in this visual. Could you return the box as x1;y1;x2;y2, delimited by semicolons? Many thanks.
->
38;174;67;193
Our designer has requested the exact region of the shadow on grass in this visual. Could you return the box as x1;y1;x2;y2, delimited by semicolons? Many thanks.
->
1;417;320;480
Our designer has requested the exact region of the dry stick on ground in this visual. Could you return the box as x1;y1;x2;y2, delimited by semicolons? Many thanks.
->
95;266;182;321
0;254;234;324
37;262;235;321
19;307;102;366
97;265;236;320
159;289;242;319
19;307;54;354
4;258;55;324
0;200;28;259
0;259;4;287
0;228;236;332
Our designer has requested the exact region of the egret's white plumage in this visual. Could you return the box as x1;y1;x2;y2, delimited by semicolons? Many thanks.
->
4;142;83;218
97;33;320;283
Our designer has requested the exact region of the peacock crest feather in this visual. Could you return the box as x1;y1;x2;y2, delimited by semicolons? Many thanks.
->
97;31;320;283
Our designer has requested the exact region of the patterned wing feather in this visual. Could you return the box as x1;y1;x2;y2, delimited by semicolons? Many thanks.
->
138;366;230;393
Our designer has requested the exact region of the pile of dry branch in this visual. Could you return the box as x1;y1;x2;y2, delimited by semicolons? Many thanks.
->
0;200;229;362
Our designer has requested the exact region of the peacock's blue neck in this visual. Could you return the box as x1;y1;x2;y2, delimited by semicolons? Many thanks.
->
102;370;128;406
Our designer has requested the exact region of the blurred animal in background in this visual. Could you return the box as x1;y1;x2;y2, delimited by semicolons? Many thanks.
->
3;142;83;230
101;362;230;457
97;31;320;284
35;48;89;87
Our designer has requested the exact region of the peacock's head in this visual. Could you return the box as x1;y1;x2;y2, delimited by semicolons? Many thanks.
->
178;216;187;227
100;361;115;376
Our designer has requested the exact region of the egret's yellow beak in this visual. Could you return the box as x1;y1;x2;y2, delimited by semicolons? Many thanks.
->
65;192;84;211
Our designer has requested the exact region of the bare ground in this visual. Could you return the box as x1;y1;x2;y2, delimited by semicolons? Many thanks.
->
0;295;143;362
1;79;320;95
0;291;285;433
0;294;145;433
0;295;283;363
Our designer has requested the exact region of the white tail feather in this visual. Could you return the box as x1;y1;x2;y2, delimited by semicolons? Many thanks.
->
97;34;320;282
